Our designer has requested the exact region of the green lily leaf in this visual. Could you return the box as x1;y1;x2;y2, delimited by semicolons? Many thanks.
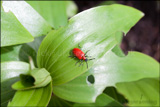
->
37;4;144;86
1;61;30;107
73;93;123;107
1;9;33;47
2;1;52;37
1;36;45;67
26;36;45;53
48;95;73;107
1;45;22;62
27;1;68;29
12;68;52;90
116;78;159;106
66;1;78;18
8;82;52;107
112;45;125;57
52;51;159;103
112;31;124;57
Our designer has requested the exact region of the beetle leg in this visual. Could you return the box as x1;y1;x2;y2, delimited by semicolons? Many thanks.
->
88;58;95;60
85;55;91;58
85;50;90;55
79;60;83;67
78;43;81;48
78;43;83;50
82;62;84;67
86;61;88;69
75;60;80;66
69;56;76;58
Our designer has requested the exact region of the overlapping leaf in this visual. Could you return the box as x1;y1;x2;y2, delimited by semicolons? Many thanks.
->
12;68;52;90
27;1;68;29
8;82;52;106
1;61;30;106
2;1;52;37
1;9;33;47
48;95;73;107
116;78;159;106
73;93;123;107
66;1;78;18
1;36;45;67
37;4;144;86
52;51;159;103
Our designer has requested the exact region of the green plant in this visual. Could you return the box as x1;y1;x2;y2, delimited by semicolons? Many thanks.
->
1;1;159;107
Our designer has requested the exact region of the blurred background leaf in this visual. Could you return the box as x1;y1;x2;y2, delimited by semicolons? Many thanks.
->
27;1;67;29
99;0;117;6
27;1;77;29
1;61;30;106
1;9;33;47
66;1;78;18
8;82;52;106
2;1;52;37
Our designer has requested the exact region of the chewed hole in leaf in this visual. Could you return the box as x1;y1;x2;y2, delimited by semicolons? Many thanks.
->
86;75;95;85
20;74;35;87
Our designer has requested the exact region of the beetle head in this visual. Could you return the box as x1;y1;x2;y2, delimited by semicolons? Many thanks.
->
85;59;88;62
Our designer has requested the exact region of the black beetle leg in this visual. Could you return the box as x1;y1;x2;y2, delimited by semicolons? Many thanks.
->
75;60;80;66
79;60;83;67
85;50;90;55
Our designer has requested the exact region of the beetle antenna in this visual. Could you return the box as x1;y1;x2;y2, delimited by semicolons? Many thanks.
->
86;61;88;69
85;50;90;55
88;58;95;60
78;43;81;49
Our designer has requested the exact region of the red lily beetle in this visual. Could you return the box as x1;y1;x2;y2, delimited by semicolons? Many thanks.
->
69;44;95;68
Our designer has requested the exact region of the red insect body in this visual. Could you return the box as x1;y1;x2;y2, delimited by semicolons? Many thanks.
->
73;48;86;60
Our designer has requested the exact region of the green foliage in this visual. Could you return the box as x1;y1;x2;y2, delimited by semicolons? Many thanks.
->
37;4;144;86
52;51;159;103
116;78;160;106
73;93;123;107
12;68;52;90
1;61;30;106
48;95;74;107
8;83;52;106
1;9;33;47
2;1;52;37
1;1;159;107
27;1;67;29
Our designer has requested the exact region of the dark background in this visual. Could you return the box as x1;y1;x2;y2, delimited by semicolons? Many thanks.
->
74;0;160;62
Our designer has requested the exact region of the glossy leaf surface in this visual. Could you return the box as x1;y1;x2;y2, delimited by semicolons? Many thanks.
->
116;78;159;106
27;1;68;29
1;61;30;106
38;4;144;86
2;1;52;37
1;9;33;47
8;82;52;106
53;51;159;103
